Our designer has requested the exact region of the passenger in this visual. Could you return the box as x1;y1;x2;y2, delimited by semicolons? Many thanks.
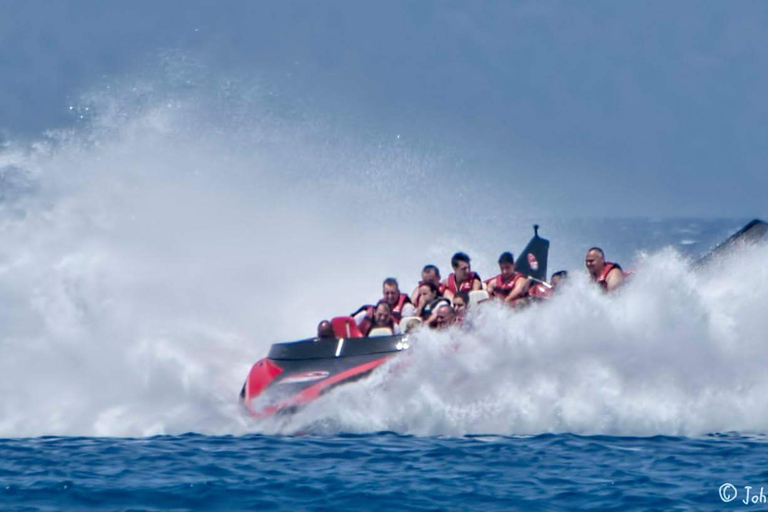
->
359;301;401;336
585;247;624;292
410;264;446;307
353;277;415;326
415;281;451;328
550;270;569;291
452;291;469;326
382;277;416;320
442;252;482;300
317;320;336;339
434;304;457;330
452;291;469;317
416;283;447;320
486;252;530;305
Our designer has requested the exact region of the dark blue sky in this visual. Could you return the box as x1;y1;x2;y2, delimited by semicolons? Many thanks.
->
2;1;766;217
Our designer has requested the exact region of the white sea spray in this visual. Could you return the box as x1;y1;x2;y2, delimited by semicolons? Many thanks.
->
0;71;765;438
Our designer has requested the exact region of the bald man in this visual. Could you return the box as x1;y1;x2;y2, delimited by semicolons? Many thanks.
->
317;320;336;339
434;304;457;330
585;247;624;292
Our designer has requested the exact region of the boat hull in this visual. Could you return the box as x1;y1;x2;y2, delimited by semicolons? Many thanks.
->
240;334;409;418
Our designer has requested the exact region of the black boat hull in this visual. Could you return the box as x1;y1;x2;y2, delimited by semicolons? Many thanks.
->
240;334;409;418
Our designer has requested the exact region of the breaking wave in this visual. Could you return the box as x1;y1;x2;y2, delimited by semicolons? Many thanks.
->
0;62;764;438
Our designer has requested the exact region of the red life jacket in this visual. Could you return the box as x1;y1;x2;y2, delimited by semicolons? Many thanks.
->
355;293;411;322
391;293;412;318
414;281;446;308
359;313;396;337
445;272;481;294
595;262;622;291
487;273;527;299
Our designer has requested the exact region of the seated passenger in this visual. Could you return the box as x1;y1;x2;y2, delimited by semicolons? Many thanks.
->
442;252;482;300
485;251;530;305
411;264;446;307
434;304;457;330
550;270;568;291
415;281;451;326
585;247;624;292
453;292;469;319
352;277;415;326
452;291;469;326
359;301;401;336
382;277;416;320
317;320;336;339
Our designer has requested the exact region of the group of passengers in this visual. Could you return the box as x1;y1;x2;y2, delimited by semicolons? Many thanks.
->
317;246;625;339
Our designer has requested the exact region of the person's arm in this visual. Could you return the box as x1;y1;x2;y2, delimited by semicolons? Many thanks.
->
504;277;531;304
424;299;448;328
471;277;482;291
353;309;367;326
442;279;455;300
605;268;625;292
410;286;420;305
415;298;427;317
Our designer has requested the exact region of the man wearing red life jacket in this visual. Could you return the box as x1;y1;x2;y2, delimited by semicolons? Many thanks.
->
485;251;530;305
382;277;415;320
585;247;625;292
410;265;447;308
442;252;482;300
359;301;401;336
352;277;415;327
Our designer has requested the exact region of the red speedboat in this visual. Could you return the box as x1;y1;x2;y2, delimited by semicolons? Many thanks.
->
240;317;410;418
240;220;767;418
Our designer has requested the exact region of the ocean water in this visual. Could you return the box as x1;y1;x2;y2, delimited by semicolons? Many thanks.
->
3;433;767;511
0;432;768;511
3;51;768;510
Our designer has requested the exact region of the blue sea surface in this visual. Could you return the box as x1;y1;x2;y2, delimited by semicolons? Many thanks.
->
1;432;765;511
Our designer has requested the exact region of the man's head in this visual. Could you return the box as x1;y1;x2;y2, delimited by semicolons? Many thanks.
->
374;301;392;326
452;291;469;316
451;252;472;283
317;320;335;339
498;251;516;279
418;281;439;304
551;270;568;289
421;264;441;285
585;247;606;278
382;277;400;306
435;304;456;329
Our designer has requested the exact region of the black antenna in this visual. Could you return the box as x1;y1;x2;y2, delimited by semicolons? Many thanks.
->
533;224;539;237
